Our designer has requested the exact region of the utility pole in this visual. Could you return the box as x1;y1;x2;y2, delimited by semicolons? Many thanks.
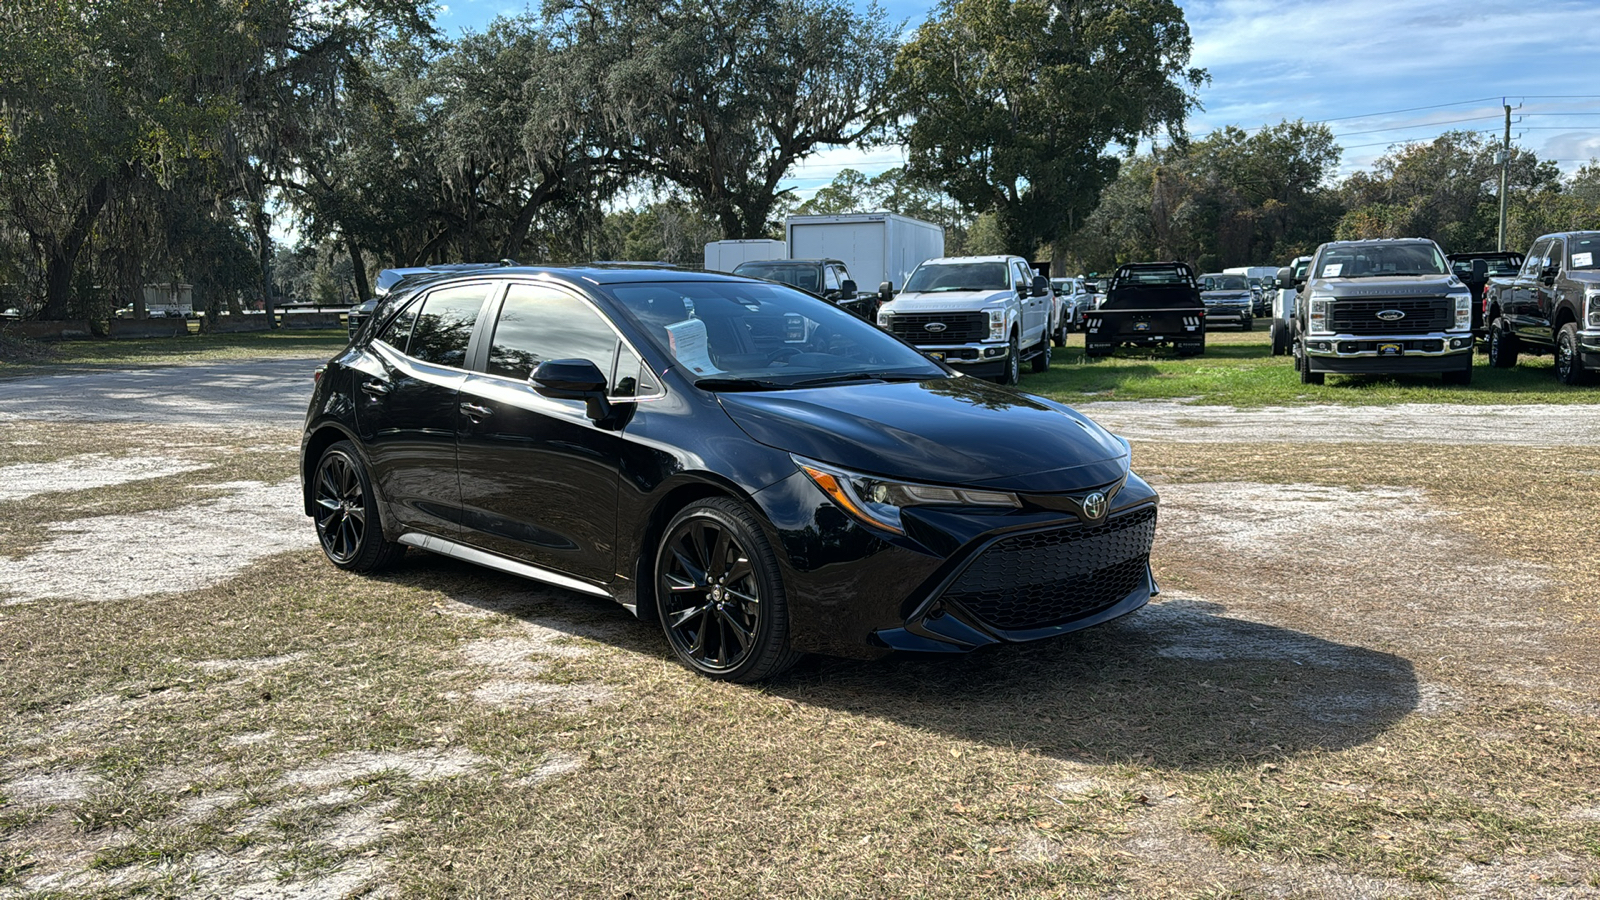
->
1496;102;1511;251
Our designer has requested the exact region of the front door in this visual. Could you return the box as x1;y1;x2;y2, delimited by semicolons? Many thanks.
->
455;282;635;584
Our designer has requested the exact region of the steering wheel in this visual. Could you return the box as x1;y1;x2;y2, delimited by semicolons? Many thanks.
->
766;346;801;363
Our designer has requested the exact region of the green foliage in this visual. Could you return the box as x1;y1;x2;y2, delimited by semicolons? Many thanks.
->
894;0;1206;262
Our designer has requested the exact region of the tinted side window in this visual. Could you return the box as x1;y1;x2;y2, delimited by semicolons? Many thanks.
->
1523;240;1552;277
823;266;841;292
409;285;490;367
375;299;419;349
488;284;620;385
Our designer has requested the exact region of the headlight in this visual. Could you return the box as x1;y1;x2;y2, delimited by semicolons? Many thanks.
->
1308;293;1334;334
795;457;1019;535
1587;287;1600;328
1449;290;1472;332
987;309;1006;341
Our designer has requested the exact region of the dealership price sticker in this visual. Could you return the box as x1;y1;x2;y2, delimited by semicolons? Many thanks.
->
1322;263;1343;277
665;319;722;375
1573;252;1593;268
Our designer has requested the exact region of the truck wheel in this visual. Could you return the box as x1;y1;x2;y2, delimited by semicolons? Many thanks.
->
1269;319;1288;356
1031;334;1052;372
997;333;1021;385
1555;323;1591;385
1052;322;1066;347
1488;322;1518;368
1241;316;1254;332
1442;365;1472;386
1297;344;1324;385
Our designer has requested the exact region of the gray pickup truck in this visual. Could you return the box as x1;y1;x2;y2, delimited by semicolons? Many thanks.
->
1483;231;1600;385
1281;238;1474;385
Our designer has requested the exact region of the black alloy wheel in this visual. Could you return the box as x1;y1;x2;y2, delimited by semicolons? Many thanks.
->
313;441;403;572
1032;331;1052;372
1488;322;1518;368
655;498;799;682
1555;322;1590;385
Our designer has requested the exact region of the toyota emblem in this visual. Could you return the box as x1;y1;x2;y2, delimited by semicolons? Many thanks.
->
924;322;948;333
1080;491;1108;521
1376;309;1406;321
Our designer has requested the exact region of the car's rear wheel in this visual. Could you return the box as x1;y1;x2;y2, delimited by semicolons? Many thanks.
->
1269;319;1289;356
1556;322;1590;385
655;498;799;682
1031;333;1052;372
313;441;403;573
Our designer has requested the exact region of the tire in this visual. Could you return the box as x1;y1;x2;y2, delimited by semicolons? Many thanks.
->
1241;316;1254;332
1488;321;1519;368
1031;333;1052;373
998;332;1021;384
1296;343;1324;385
1053;323;1066;347
655;498;800;682
1442;364;1472;386
1269;319;1289;356
312;441;404;573
1555;322;1591;385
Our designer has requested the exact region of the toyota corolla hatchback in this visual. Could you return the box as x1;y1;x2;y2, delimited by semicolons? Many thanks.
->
300;266;1159;681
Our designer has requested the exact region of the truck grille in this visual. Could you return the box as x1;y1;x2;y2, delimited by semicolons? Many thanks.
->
1332;298;1451;334
942;507;1156;631
888;312;988;344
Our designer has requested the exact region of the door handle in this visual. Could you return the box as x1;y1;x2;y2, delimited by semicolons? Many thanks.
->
460;402;493;420
360;380;391;397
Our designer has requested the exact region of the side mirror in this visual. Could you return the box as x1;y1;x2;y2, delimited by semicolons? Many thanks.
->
878;281;894;301
840;279;857;300
1276;267;1295;290
1471;259;1488;280
531;358;611;422
1031;274;1049;297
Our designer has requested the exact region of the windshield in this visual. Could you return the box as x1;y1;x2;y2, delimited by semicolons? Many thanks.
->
1568;234;1600;270
1202;275;1249;291
903;262;1009;293
732;262;821;293
1317;244;1447;278
603;280;945;390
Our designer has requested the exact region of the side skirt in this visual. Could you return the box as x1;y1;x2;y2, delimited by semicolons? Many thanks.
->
396;533;613;601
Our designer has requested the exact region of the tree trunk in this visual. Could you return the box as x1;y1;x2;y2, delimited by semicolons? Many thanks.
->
39;177;111;320
251;206;277;327
345;235;371;302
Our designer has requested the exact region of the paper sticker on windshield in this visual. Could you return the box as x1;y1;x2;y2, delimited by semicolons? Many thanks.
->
1573;252;1593;268
1322;263;1343;277
664;319;722;376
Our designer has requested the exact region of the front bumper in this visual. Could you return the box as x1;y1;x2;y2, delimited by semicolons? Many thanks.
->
1204;307;1251;325
1303;332;1473;373
753;470;1161;658
1581;327;1600;367
911;342;1011;377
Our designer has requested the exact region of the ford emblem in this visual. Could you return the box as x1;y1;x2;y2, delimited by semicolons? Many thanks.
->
1376;309;1406;321
924;322;947;333
1080;491;1108;521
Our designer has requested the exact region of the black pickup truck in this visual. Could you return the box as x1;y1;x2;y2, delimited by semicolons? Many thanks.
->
1483;231;1600;385
1447;251;1523;337
1083;262;1205;357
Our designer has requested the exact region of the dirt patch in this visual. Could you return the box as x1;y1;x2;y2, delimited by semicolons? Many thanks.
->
278;749;484;791
1082;400;1600;445
1;769;101;805
0;454;208;501
0;479;313;604
194;652;306;674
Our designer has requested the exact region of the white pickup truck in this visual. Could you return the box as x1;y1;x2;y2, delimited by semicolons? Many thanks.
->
876;255;1053;385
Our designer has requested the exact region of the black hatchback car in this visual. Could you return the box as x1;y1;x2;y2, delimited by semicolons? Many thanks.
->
301;267;1159;681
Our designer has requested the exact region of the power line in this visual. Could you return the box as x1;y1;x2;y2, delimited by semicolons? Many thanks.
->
1332;114;1503;138
1336;128;1501;152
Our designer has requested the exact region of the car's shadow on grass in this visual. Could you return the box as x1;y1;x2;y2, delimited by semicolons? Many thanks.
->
771;597;1417;771
407;553;1416;772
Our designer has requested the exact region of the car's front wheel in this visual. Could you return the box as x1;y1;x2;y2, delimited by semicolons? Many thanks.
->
312;441;403;573
1556;322;1590;385
998;332;1022;385
655;498;800;682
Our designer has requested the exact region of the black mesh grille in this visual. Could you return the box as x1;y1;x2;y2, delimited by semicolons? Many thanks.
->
943;507;1156;631
888;312;989;343
1331;298;1451;334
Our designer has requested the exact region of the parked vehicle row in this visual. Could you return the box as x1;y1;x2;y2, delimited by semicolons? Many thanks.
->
305;264;1159;682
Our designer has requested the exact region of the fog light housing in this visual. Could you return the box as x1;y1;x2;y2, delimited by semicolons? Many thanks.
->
1450;337;1472;349
984;346;1006;358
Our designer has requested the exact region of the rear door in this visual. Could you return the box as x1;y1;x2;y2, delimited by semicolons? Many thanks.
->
1507;239;1551;341
355;282;495;538
454;281;651;583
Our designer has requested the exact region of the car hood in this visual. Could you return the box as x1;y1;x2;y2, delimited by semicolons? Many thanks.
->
886;290;1013;312
1314;275;1460;298
717;378;1129;492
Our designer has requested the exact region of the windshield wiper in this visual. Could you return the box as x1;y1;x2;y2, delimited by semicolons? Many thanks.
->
692;377;787;392
786;371;933;387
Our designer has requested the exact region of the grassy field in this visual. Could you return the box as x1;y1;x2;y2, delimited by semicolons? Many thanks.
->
1;419;1596;897
0;330;349;377
1029;330;1597;407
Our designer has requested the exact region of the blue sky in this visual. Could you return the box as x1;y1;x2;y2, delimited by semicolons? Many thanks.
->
431;0;1600;199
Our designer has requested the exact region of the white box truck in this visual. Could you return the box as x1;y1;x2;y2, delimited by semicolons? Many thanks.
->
703;239;786;273
785;213;944;293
